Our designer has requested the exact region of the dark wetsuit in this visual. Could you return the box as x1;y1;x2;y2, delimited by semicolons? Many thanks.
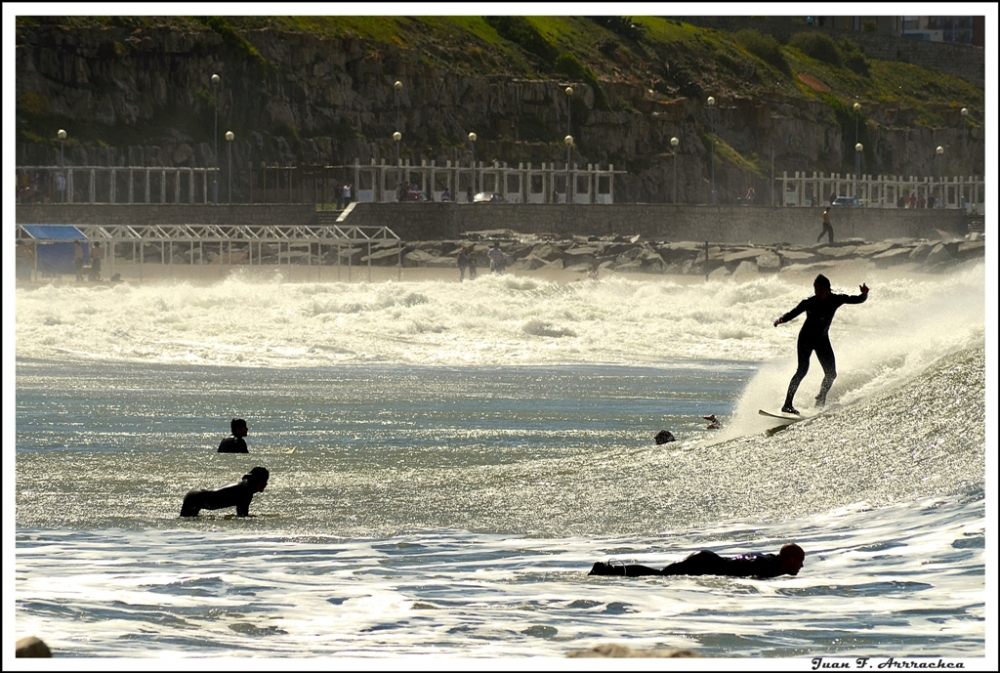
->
180;478;256;517
218;436;248;453
780;291;867;408
590;551;786;578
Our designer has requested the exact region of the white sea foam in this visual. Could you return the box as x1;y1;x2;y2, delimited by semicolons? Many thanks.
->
15;262;985;370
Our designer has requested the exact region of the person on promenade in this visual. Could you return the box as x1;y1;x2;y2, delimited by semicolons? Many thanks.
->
218;418;250;453
342;183;352;207
590;543;804;578
88;242;103;281
180;467;269;517
745;186;755;206
74;241;85;281
773;274;869;414
817;208;834;244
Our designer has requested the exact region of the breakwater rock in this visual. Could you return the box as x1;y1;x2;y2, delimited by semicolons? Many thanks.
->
372;230;986;277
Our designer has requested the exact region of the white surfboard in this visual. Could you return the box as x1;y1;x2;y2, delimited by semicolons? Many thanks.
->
758;409;806;423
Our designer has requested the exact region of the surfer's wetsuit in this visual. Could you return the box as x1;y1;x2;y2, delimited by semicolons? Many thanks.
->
779;291;867;409
180;475;256;517
590;551;788;578
217;436;248;453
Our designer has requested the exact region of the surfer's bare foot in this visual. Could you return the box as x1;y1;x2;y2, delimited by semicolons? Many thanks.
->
781;405;800;415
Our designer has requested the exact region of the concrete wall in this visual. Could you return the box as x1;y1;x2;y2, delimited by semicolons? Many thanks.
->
18;203;963;246
15;203;319;226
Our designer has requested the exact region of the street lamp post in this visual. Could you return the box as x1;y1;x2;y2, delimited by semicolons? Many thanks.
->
211;73;220;204
853;103;861;204
564;86;574;203
935;145;944;208
57;129;67;202
226;131;234;204
564;135;573;203
394;80;402;129
467;132;477;196
670;136;679;204
707;96;716;205
960;107;969;210
393;131;402;199
854;143;863;202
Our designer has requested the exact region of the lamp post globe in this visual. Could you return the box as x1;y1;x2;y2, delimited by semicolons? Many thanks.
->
671;136;680;204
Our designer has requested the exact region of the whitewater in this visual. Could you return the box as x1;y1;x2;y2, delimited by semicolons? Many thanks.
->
9;260;989;665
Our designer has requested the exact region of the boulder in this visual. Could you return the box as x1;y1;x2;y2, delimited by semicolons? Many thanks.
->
756;251;782;271
16;636;52;658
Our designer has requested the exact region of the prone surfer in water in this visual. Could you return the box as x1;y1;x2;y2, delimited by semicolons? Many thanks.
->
589;543;804;578
773;274;868;414
180;466;269;517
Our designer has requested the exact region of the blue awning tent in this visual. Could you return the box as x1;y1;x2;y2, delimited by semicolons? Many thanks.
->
19;225;89;275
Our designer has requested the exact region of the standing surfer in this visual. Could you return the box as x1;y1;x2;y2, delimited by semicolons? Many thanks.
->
773;274;869;414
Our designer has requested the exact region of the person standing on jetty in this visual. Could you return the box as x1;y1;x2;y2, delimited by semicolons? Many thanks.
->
180;467;269;517
467;246;478;280
457;247;468;282
218;418;250;453
88;242;103;281
590;543;805;578
773;274;869;414
488;243;506;274
74;241;85;281
818;208;834;244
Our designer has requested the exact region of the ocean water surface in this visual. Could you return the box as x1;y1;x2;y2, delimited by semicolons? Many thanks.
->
10;263;988;662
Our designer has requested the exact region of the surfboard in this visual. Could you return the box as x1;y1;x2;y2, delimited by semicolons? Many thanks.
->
758;409;805;423
223;513;280;520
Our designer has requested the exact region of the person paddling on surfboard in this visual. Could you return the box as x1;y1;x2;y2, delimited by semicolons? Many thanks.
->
773;274;869;414
180;466;269;517
590;543;805;578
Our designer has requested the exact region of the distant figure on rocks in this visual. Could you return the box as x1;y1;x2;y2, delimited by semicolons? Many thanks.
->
589;543;805;578
817;208;834;244
457;247;468;282
180;466;269;517
702;414;721;430
218;418;249;453
467;246;478;280
654;430;675;445
488;243;506;274
441;187;452;201
466;186;474;203
74;240;85;281
88;242;103;281
773;274;869;414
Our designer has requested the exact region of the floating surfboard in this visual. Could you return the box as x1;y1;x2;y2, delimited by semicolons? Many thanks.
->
223;513;280;520
758;409;805;423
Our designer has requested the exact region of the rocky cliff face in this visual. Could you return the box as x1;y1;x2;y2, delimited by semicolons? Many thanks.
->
15;23;984;204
